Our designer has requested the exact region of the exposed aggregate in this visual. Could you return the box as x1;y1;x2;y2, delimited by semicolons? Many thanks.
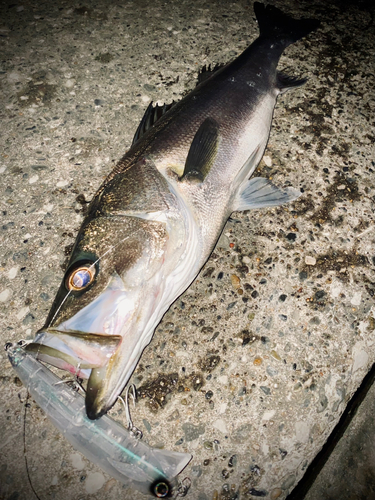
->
0;1;374;499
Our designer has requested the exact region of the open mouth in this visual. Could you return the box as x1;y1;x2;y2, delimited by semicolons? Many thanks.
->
24;273;137;419
26;274;130;377
25;329;122;379
25;328;126;419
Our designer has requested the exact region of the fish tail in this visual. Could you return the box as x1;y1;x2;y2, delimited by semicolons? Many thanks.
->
254;2;320;47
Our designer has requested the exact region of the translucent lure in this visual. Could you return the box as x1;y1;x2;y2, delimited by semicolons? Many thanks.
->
7;344;191;498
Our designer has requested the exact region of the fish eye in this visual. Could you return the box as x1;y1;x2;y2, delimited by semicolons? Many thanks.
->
66;264;96;291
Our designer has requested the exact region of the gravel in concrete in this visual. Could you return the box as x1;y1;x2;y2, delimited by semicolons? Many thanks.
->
1;1;374;499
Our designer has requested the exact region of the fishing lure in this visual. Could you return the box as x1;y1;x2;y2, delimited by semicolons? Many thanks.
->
6;342;191;498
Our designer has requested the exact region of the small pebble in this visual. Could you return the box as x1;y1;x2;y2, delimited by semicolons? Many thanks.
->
205;390;213;400
249;489;267;497
305;256;316;265
270;488;282;499
16;306;29;320
0;289;11;302
230;274;241;290
64;79;75;88
263;155;272;167
84;472;105;494
191;465;202;477
70;453;85;470
104;478;117;492
212;418;228;434
254;357;262;366
57;179;68;187
8;267;18;279
29;175;39;184
270;350;281;361
266;366;278;377
182;422;205;441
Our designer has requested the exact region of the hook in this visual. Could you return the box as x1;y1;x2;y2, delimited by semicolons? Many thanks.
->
176;477;191;497
117;384;142;439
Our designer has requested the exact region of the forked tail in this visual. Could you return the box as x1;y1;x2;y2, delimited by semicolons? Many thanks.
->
254;2;320;47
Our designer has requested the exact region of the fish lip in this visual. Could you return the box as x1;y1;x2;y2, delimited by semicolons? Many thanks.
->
84;339;144;419
85;365;111;419
86;404;106;420
25;328;122;378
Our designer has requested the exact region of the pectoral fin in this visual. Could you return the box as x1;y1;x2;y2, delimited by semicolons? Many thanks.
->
234;177;301;212
180;117;220;183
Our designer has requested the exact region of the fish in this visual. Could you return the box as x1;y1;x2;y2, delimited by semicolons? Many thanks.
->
26;3;320;419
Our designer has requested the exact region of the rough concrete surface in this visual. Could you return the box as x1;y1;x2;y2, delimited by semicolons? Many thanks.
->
305;368;375;500
0;1;374;500
304;375;375;500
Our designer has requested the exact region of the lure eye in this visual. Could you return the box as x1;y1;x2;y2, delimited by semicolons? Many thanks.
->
151;480;170;498
67;265;96;291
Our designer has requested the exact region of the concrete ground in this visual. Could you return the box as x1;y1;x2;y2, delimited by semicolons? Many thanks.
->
303;364;375;500
0;1;374;499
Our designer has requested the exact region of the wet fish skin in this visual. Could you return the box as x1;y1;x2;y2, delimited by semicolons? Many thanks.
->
27;3;320;419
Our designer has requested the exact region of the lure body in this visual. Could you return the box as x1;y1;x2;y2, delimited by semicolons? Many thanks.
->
8;344;191;497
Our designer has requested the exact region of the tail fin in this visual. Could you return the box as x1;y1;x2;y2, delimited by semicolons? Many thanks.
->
254;2;320;46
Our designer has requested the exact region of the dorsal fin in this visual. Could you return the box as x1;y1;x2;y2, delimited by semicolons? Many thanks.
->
197;63;225;85
180;117;220;183
132;101;175;146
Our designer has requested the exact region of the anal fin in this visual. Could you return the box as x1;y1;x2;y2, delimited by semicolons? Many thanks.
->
277;72;307;94
234;177;301;212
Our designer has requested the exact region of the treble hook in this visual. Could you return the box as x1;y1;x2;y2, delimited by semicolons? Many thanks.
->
117;384;143;439
176;477;191;497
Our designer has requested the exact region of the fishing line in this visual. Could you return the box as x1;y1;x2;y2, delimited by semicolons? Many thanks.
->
21;227;145;497
23;385;42;500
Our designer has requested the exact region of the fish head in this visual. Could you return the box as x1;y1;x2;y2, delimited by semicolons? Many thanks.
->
27;212;169;419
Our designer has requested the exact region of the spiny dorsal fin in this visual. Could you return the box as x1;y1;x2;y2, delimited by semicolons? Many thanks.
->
180;117;220;183
132;101;175;146
197;63;225;85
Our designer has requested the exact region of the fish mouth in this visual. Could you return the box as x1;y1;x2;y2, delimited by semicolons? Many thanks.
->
25;329;122;379
26;272;147;419
25;326;145;420
25;328;125;419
